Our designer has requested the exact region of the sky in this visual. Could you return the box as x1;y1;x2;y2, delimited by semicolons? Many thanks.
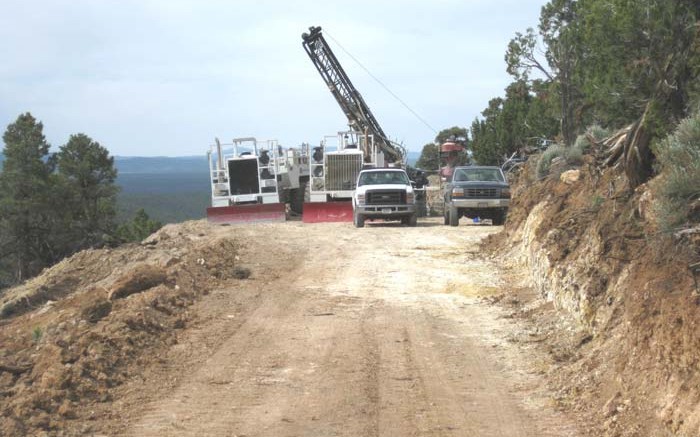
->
0;0;547;157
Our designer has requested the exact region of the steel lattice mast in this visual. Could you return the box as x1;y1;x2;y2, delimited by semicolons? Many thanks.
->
301;26;405;164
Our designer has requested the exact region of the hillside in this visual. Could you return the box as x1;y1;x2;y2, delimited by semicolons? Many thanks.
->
486;153;700;436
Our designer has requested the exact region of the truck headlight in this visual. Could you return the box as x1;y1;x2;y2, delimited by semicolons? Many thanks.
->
500;188;511;198
452;187;464;197
406;192;415;204
356;194;365;206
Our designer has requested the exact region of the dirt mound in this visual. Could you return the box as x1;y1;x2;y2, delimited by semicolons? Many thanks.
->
0;220;247;436
488;157;700;436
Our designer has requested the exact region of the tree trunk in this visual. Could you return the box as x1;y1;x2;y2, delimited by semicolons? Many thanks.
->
623;112;653;189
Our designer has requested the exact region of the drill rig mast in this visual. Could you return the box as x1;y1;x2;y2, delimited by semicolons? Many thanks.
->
301;26;406;165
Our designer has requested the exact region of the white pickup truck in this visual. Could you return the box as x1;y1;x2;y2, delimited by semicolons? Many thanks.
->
352;168;418;228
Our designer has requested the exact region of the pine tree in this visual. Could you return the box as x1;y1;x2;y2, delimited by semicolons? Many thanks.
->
0;113;53;281
55;133;118;251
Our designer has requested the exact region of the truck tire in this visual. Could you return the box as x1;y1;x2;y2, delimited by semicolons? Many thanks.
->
290;181;307;215
353;210;365;228
408;213;418;227
493;210;507;226
449;206;459;227
444;207;450;225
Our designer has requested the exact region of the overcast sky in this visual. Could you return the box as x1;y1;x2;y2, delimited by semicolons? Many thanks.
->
0;0;546;157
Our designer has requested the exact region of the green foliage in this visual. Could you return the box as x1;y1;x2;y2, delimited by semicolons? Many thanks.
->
591;195;605;210
116;209;163;242
654;112;700;228
0;115;120;289
435;127;468;145
0;113;54;282
471;80;559;165
415;143;439;170
507;0;700;149
536;144;566;179
565;144;583;165
54;133;119;251
535;141;586;179
505;27;553;82
32;326;43;343
117;192;208;224
572;124;610;154
586;124;611;143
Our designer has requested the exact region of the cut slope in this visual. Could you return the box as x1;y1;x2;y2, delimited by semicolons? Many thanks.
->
489;157;700;436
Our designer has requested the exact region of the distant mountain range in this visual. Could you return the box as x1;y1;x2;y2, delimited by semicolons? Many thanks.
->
0;151;421;172
115;156;208;174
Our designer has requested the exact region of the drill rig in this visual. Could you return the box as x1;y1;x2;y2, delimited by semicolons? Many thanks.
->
301;26;407;222
206;137;309;224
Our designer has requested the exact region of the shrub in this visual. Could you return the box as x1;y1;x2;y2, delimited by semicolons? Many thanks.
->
586;124;611;143
32;326;43;343
654;113;700;228
115;209;162;243
565;144;584;165
536;144;565;178
536;142;586;179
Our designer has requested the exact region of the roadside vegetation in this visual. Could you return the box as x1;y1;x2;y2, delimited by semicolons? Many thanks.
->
0;113;162;294
653;111;700;228
417;0;699;228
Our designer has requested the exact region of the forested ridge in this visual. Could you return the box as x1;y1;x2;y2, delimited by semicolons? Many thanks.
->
417;0;700;185
0;115;162;291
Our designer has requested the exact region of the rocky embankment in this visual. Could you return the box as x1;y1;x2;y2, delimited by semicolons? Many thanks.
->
490;158;700;436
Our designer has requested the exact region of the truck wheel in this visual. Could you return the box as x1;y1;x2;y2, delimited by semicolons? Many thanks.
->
443;207;449;225
353;210;365;228
493;210;507;226
449;206;459;227
408;214;418;227
290;181;306;214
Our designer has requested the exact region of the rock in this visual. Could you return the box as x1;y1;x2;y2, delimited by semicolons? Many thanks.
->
108;265;167;300
637;185;657;224
560;169;581;184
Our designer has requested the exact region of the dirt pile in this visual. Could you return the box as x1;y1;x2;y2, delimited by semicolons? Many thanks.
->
488;156;700;436
0;220;245;436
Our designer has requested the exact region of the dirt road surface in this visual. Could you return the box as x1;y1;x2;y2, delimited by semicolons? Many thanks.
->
114;218;581;437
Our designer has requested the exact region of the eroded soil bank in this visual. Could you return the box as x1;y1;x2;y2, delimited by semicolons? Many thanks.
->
488;159;700;437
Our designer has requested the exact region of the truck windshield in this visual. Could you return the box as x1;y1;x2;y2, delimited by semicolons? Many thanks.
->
452;168;505;183
358;171;409;186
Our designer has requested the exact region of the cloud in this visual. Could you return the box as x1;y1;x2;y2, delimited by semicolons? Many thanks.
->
0;0;547;155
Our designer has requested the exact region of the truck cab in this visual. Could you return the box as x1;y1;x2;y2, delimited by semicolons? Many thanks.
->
352;168;417;228
443;166;510;226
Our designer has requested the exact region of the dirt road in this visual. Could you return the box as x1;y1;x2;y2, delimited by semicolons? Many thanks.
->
116;219;580;436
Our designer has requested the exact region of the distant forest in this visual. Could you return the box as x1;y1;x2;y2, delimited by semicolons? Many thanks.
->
114;156;210;224
1;152;421;225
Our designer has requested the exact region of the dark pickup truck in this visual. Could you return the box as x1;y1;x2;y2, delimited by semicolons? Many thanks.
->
443;166;510;226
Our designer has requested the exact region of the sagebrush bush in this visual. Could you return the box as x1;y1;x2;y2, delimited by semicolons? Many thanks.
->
536;142;586;178
565;144;584;165
573;134;590;152
536;144;566;178
586;124;611;142
654;113;700;227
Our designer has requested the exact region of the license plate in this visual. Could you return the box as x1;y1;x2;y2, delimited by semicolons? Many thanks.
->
478;202;488;208
381;208;392;214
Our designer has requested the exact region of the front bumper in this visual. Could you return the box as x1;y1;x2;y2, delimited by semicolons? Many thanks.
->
356;204;417;216
450;198;510;208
